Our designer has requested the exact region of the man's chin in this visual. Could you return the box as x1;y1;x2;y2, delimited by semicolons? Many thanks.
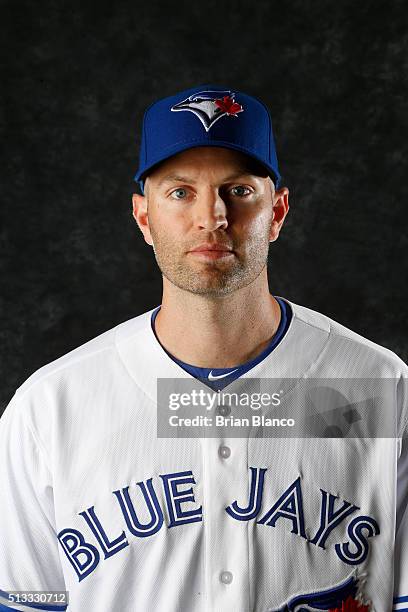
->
159;259;253;296
173;275;246;297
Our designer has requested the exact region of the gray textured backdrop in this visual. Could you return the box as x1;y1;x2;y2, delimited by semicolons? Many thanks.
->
1;0;407;413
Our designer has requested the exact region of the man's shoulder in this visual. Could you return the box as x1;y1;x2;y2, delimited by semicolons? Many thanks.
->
15;307;156;400
286;298;407;376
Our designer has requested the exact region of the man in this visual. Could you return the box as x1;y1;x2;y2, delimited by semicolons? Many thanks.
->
0;85;407;611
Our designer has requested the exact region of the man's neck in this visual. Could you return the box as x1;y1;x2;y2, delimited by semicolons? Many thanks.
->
153;270;281;368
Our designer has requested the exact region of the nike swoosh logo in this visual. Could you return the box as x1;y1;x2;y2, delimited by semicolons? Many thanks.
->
208;368;239;381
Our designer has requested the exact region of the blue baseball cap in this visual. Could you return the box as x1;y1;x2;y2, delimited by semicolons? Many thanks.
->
134;84;281;194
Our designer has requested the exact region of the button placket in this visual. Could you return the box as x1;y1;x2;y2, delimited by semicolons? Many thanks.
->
201;436;250;611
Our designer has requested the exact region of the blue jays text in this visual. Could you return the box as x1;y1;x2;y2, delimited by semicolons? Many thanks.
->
58;467;380;582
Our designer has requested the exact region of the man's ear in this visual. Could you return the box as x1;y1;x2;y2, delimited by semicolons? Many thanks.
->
132;193;153;246
269;186;289;242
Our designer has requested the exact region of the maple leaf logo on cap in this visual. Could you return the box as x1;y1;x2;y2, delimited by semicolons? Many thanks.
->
214;95;243;116
171;89;244;132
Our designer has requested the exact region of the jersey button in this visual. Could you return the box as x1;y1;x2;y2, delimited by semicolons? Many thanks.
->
220;571;233;584
218;445;231;459
217;404;231;417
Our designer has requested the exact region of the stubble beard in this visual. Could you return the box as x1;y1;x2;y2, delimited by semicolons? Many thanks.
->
149;223;272;298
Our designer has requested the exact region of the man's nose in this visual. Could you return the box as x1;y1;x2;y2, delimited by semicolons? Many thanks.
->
193;188;228;231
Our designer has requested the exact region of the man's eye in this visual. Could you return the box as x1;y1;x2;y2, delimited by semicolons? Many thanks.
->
170;188;188;199
230;185;251;197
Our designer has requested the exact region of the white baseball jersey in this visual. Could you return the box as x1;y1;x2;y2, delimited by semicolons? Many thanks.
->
1;298;407;611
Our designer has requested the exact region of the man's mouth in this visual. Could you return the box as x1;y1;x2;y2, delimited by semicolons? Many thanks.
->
188;243;235;260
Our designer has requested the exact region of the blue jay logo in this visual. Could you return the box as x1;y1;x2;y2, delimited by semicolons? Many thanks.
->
170;90;244;132
270;574;371;611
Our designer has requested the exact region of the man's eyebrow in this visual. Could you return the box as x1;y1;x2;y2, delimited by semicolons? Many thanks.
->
159;174;197;185
158;170;259;186
221;170;259;182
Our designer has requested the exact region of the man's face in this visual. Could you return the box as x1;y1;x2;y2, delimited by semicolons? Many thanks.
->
133;146;288;297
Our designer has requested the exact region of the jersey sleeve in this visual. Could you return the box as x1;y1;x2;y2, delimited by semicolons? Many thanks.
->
394;375;408;611
0;393;67;612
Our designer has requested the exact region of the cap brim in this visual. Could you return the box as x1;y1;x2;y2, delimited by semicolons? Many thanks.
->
134;140;280;188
